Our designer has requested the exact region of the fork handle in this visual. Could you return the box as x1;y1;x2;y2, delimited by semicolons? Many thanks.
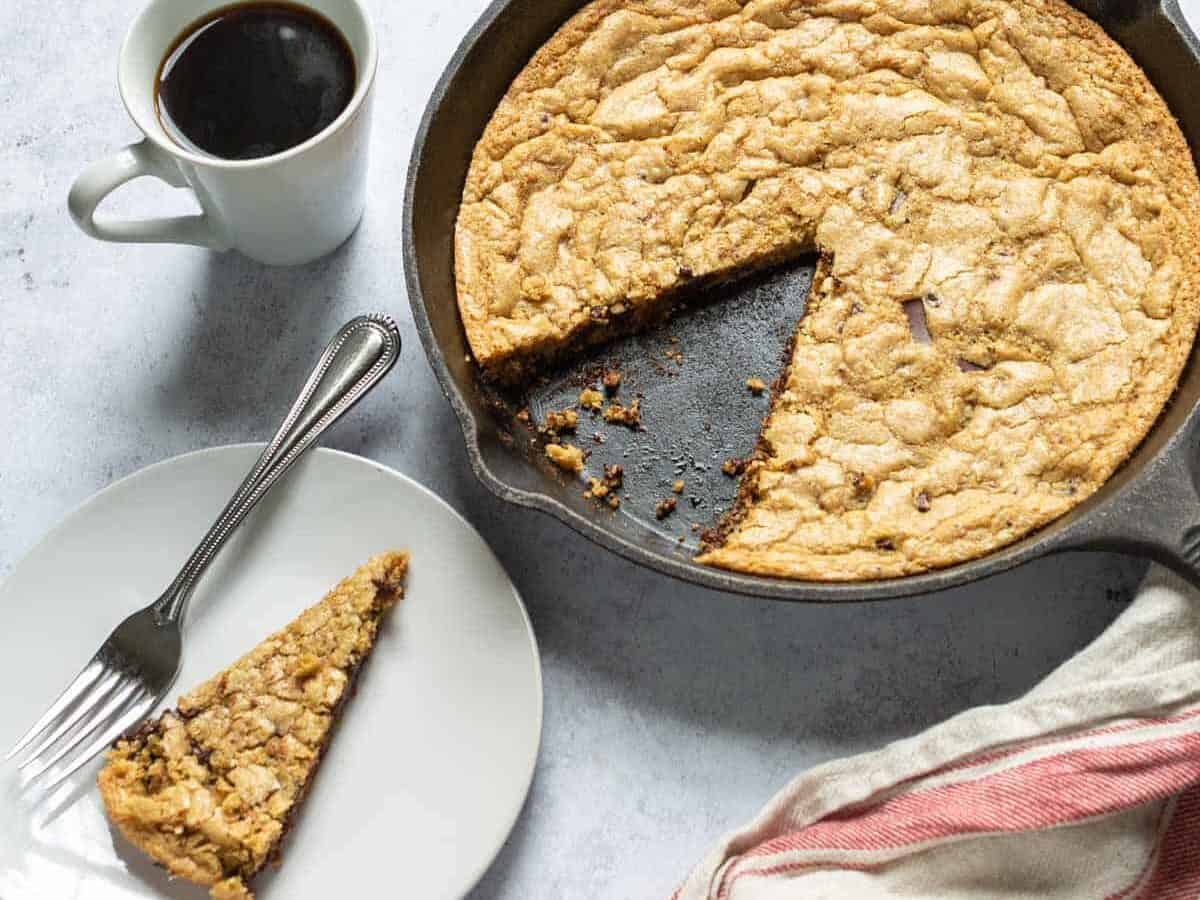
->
152;314;402;625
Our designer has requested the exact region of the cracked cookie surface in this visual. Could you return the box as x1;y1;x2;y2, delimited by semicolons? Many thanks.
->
97;551;408;899
455;0;1200;579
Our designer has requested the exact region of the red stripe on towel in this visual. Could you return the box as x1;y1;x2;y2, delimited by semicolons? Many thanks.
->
717;732;1200;899
1141;786;1200;899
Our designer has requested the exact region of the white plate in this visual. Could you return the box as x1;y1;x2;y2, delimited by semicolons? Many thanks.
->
0;445;542;900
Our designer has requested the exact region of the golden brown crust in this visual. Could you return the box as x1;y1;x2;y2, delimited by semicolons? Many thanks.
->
456;0;1200;579
546;441;586;471
97;552;409;898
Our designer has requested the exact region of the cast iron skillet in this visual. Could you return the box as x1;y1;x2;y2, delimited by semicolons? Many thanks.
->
404;0;1200;601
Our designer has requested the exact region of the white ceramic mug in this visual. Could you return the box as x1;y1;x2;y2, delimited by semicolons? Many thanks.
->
68;0;377;266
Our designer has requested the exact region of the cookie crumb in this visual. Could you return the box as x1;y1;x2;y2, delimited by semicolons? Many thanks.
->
543;408;578;434
603;398;641;428
655;497;678;520
545;443;584;473
602;369;622;393
672;480;685;494
721;457;744;477
579;388;604;411
745;377;767;395
586;464;624;503
606;495;620;510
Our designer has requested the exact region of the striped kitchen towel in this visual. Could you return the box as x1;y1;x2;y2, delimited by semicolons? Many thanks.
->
676;565;1200;899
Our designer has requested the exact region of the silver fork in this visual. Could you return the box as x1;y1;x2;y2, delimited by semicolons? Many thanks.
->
5;313;401;791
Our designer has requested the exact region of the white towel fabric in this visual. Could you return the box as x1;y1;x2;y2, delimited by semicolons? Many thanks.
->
675;565;1200;900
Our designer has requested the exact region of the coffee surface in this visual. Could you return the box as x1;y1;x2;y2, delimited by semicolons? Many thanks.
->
157;3;355;160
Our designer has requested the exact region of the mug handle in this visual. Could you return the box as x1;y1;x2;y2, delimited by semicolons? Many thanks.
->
68;139;230;249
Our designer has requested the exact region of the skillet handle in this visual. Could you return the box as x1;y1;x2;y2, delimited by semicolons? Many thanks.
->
1053;420;1200;592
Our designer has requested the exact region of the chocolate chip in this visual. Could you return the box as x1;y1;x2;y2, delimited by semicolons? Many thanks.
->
902;298;932;344
915;490;931;512
850;471;875;498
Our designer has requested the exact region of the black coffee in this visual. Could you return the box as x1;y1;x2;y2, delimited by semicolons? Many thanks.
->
156;3;355;160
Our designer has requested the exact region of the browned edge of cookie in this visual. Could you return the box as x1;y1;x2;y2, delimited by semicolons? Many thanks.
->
253;574;405;884
698;259;832;556
481;285;682;386
480;243;812;386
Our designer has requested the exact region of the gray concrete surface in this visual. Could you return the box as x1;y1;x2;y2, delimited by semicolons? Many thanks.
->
0;0;1178;895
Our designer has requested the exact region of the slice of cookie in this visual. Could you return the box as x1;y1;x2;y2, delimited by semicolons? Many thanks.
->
98;551;409;900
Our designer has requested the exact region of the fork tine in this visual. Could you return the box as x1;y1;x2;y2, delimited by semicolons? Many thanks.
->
25;679;143;780
5;659;109;761
35;693;158;794
15;666;124;769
